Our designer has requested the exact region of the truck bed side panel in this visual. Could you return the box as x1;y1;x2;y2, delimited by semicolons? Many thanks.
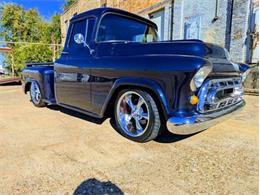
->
22;65;55;103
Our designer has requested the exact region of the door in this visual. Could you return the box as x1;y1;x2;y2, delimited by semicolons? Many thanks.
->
55;18;95;112
149;9;165;41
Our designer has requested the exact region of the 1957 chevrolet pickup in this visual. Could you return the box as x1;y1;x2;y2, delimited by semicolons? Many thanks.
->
22;7;250;142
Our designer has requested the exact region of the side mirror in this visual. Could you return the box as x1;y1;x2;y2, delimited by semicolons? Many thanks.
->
74;33;85;44
73;33;95;55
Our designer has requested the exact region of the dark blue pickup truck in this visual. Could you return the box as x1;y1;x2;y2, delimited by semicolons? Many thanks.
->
22;7;249;142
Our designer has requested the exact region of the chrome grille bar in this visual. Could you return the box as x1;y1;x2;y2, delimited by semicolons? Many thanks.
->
197;77;243;113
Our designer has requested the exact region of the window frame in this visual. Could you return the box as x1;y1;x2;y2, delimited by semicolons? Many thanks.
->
66;16;97;49
94;12;158;43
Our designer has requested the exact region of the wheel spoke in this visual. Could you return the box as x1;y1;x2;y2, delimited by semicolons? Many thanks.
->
119;112;131;129
141;112;149;120
136;97;145;109
119;112;131;122
31;82;41;104
31;89;35;97
134;118;143;131
124;94;135;111
36;92;41;101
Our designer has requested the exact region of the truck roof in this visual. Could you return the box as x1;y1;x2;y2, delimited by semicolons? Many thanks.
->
70;7;158;30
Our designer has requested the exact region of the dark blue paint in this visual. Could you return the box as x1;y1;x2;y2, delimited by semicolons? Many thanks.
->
238;63;250;72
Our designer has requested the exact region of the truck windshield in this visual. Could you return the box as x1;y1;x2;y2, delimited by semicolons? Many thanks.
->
97;14;159;43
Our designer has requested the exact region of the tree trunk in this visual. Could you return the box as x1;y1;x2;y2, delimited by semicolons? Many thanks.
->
10;53;15;77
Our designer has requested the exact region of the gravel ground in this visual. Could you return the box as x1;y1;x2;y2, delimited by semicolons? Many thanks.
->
0;85;258;195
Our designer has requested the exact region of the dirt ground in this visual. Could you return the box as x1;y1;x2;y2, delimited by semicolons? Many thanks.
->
0;85;258;195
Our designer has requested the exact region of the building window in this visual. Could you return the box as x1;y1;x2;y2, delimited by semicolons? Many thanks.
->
184;16;202;39
149;9;165;41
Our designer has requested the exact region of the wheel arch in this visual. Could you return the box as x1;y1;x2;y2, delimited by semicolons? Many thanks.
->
24;81;31;94
24;79;44;96
101;78;170;121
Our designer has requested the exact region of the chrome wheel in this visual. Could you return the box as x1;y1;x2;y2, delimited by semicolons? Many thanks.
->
116;91;150;137
30;81;41;104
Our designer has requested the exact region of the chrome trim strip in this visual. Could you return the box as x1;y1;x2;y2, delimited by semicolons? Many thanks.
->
167;100;245;135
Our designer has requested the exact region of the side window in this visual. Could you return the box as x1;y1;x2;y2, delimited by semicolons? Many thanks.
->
85;18;95;43
69;19;86;49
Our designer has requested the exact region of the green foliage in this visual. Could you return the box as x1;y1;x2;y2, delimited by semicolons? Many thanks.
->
0;3;62;75
5;44;53;75
0;4;44;42
64;0;78;10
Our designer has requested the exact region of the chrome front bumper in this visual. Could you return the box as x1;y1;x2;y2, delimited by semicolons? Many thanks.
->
167;100;245;135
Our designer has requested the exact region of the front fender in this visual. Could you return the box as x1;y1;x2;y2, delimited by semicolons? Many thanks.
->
101;77;170;119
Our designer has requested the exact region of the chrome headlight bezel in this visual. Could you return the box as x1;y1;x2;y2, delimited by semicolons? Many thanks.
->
241;69;250;83
224;48;231;61
190;64;213;92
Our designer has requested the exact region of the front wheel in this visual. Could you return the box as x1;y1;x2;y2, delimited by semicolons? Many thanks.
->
30;81;46;107
114;89;161;142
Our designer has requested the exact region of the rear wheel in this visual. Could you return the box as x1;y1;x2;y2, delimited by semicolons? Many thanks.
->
30;81;46;107
114;89;161;142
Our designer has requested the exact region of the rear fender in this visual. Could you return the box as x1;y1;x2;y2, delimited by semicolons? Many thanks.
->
22;68;54;101
22;71;44;95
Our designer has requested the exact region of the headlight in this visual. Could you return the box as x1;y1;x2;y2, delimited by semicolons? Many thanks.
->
190;65;212;91
241;69;250;83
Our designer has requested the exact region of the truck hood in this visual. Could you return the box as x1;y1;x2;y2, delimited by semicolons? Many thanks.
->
104;40;206;57
97;40;241;74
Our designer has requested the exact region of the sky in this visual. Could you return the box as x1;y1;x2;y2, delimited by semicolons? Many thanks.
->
0;0;66;68
2;0;65;20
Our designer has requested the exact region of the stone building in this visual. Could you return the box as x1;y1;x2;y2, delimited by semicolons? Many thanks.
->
60;0;259;64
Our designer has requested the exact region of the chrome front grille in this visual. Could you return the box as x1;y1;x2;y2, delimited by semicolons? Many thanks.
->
197;77;243;113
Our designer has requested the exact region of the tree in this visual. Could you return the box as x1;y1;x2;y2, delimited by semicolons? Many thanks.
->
5;45;53;75
64;0;78;10
0;3;62;76
45;14;62;61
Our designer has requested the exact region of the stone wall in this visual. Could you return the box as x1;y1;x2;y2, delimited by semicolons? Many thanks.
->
109;0;165;13
173;0;228;47
229;0;251;63
244;65;259;94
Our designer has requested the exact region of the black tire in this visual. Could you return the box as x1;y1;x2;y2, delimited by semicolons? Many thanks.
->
114;89;161;142
30;81;46;107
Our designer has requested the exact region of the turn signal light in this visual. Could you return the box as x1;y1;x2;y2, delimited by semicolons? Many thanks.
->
190;95;199;105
